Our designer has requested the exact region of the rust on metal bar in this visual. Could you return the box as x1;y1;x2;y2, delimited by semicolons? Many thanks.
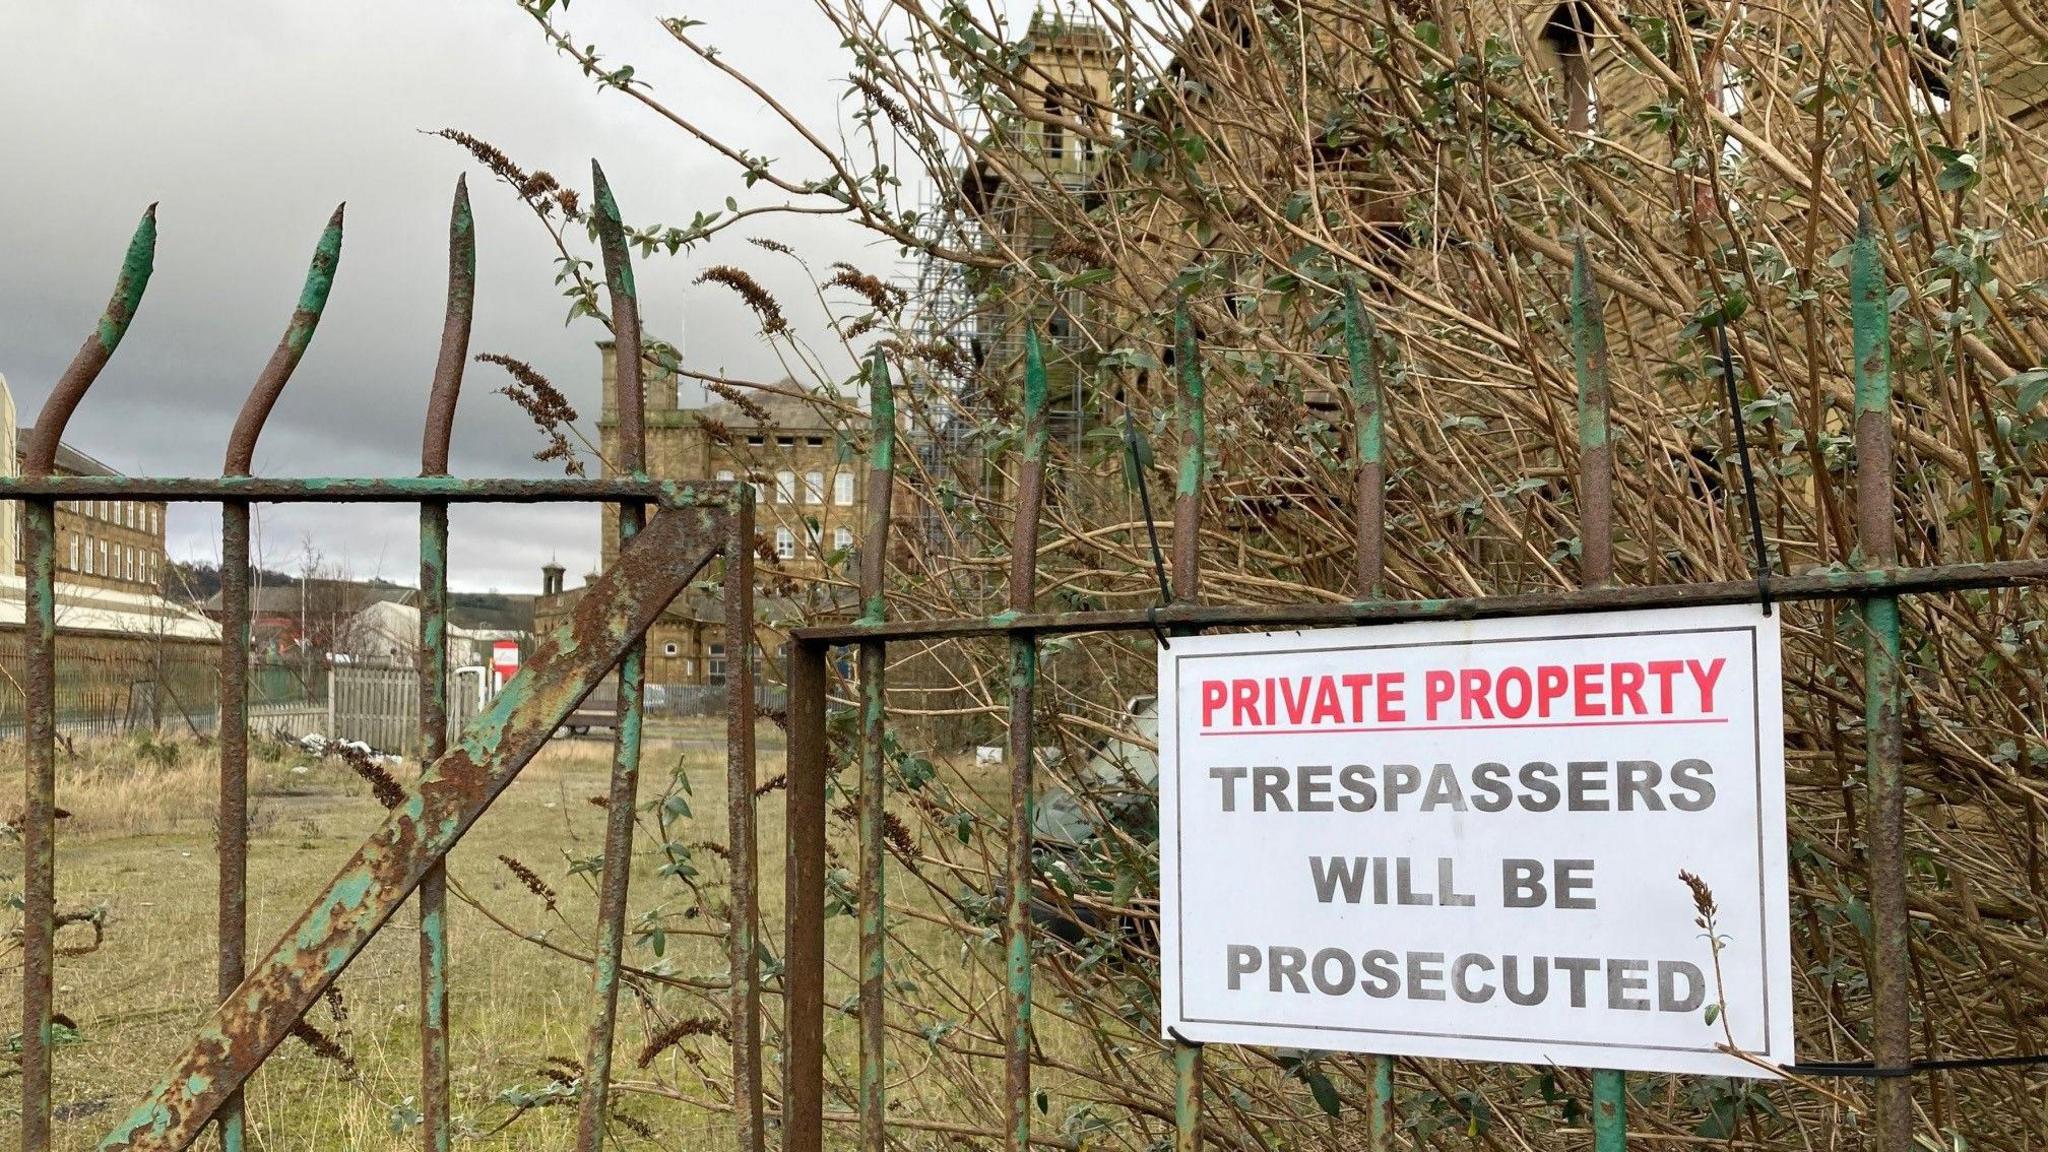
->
0;475;707;503
225;204;345;475
421;174;474;476
1004;330;1051;1152
418;173;474;1152
20;203;156;1152
782;640;830;1152
1851;204;1912;1152
22;204;157;478
790;556;2048;644
579;158;650;1152
19;500;59;1152
725;494;765;1152
858;349;895;1152
1342;280;1398;1148
97;501;731;1152
215;201;346;1152
1169;303;1205;1152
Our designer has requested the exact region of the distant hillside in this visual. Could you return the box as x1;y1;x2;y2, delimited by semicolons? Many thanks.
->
168;561;532;632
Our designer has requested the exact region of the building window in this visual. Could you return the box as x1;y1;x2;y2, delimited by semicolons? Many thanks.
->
774;528;796;559
125;547;135;581
1046;84;1066;160
749;480;766;505
126;502;136;528
150;505;160;534
834;472;855;506
777;436;796;448
97;540;107;575
708;643;726;686
716;469;735;483
775;471;797;503
804;470;824;505
68;536;79;571
834;527;854;552
662;641;680;657
1542;3;1596;133
806;436;824;447
746;434;765;447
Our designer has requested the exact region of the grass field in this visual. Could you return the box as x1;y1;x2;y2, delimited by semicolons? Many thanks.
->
4;720;891;1151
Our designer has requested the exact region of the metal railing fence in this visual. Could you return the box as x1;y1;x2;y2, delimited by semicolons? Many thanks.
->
5;167;757;1152
773;218;2048;1152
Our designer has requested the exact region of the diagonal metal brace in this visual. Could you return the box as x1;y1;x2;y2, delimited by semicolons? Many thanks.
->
98;500;731;1152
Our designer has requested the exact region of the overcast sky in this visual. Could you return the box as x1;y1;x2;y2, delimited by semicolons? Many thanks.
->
1;1;917;593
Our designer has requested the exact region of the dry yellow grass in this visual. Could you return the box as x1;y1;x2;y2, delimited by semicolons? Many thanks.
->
7;724;790;1150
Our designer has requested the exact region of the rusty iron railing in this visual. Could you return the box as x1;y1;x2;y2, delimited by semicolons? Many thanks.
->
775;207;2048;1152
6;166;758;1152
12;173;2046;1152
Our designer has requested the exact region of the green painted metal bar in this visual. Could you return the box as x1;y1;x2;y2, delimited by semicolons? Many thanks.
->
1343;282;1385;600
1571;238;1624;1150
1591;1068;1625;1152
416;173;474;1152
1004;329;1052;1152
96;501;732;1152
215;201;345;1152
578;159;648;1152
1572;239;1614;589
1170;300;1206;1152
0;475;708;503
1342;281;1397;1148
858;349;896;1152
1852;205;1912;1152
19;205;157;1152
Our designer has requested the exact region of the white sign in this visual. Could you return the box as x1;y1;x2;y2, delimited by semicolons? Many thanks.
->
1158;604;1789;1078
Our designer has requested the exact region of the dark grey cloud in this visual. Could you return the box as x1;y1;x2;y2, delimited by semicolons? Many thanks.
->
2;1;895;592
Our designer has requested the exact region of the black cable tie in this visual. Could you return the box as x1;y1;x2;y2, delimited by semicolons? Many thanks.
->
1147;605;1171;650
1166;1026;1198;1047
1121;384;1176;615
1715;322;1774;617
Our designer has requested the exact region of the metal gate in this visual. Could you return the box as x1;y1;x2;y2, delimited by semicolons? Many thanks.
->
5;167;758;1152
13;179;2048;1152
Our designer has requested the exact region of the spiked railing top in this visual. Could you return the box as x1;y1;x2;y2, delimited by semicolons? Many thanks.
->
23;205;158;478
422;176;476;475
225;204;345;476
593;160;645;476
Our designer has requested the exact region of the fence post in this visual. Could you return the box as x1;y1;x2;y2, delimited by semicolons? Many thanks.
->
1851;206;1912;1152
218;203;344;1152
1170;299;1206;1152
1570;240;1629;1151
782;636;828;1152
578;161;649;1152
416;173;473;1152
725;480;764;1152
1004;329;1051;1152
1342;282;1398;1148
858;348;896;1152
